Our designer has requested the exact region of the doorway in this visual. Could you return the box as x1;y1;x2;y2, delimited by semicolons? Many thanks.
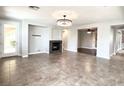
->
77;28;97;56
111;24;124;56
2;23;18;57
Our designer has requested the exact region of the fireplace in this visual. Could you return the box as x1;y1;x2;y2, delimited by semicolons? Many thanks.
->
49;40;62;53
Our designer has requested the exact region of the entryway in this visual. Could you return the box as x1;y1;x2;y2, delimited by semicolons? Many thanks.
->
77;28;97;56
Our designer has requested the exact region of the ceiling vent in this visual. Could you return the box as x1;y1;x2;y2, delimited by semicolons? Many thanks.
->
29;6;40;10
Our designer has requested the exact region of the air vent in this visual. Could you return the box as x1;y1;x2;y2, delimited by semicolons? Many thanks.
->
29;6;40;10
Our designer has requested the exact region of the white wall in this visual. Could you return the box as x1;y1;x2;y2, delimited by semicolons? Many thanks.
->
62;30;68;50
110;27;114;56
22;21;28;57
51;27;62;40
97;24;111;59
67;27;78;52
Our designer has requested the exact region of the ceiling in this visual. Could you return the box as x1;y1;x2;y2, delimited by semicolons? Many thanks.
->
0;6;124;27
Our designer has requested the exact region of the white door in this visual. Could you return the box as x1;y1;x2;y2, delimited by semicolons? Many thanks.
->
2;23;18;57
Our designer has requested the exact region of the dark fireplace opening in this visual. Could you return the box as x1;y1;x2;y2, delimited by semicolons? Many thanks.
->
52;43;60;51
50;40;62;53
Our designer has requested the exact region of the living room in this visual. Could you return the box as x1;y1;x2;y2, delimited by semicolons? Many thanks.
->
0;6;124;87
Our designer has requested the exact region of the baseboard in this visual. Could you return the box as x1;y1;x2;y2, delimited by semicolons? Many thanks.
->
77;48;96;56
66;49;77;52
110;52;116;57
29;51;49;55
22;55;28;58
96;55;110;60
117;48;122;51
29;52;43;55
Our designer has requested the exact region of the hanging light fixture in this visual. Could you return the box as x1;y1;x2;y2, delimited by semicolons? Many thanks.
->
57;15;72;27
87;29;92;34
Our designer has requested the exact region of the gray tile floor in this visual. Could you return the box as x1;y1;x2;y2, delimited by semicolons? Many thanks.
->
0;51;124;86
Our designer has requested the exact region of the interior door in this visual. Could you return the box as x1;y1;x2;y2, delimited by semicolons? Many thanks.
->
2;23;18;57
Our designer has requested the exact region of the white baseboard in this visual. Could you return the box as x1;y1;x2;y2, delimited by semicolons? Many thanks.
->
22;55;28;58
29;51;49;55
66;49;77;52
110;52;116;57
96;55;110;60
29;52;43;55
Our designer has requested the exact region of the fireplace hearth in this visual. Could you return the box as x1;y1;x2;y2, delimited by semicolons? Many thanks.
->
49;40;62;53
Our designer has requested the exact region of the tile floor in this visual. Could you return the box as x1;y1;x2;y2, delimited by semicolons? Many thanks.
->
0;51;124;86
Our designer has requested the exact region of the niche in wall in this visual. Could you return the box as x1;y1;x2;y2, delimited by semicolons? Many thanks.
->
77;28;97;55
28;24;49;54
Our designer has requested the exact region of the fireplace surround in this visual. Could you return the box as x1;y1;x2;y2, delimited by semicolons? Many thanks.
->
49;40;62;53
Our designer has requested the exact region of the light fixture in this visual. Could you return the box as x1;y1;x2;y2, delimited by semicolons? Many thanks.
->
87;31;92;34
29;6;40;10
57;15;72;27
87;29;92;34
